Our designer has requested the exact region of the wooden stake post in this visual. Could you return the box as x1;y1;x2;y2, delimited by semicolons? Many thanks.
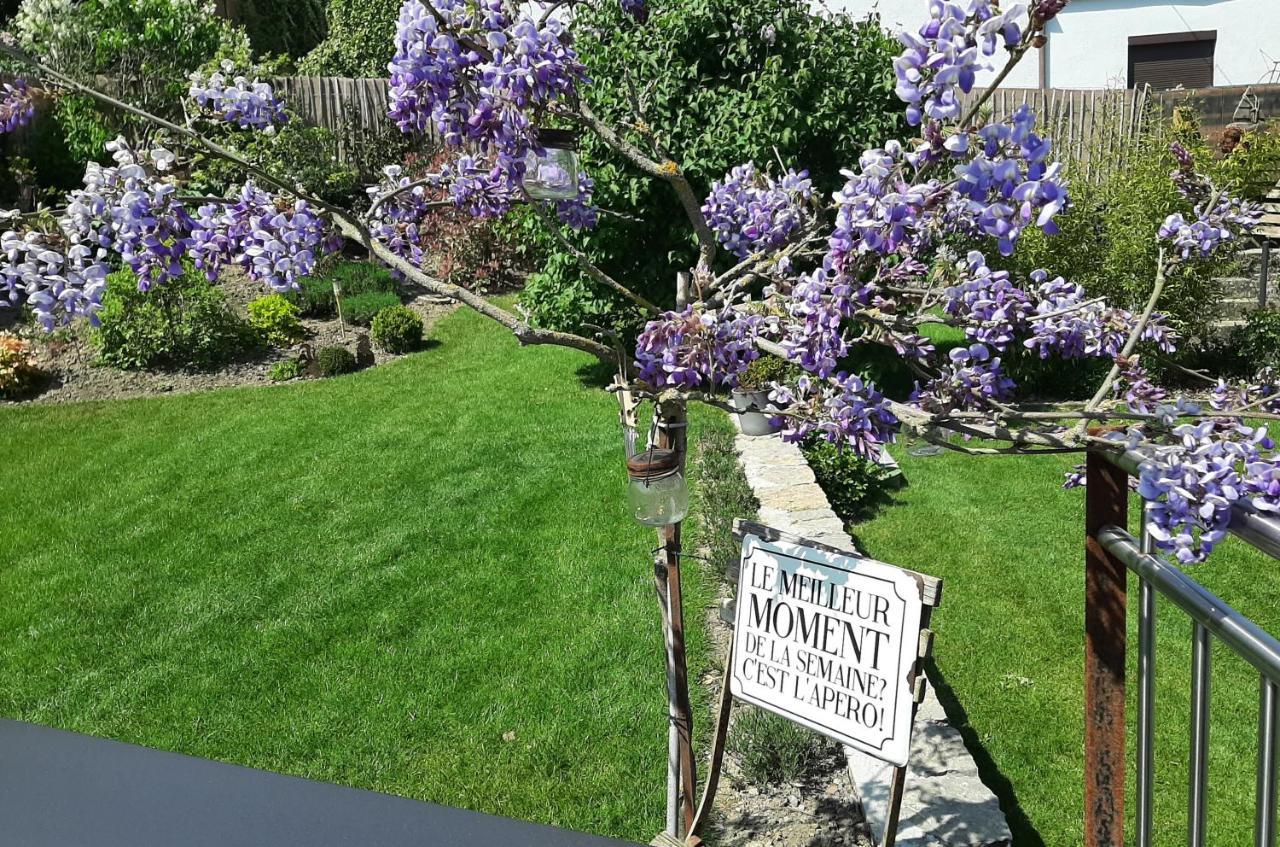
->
687;520;942;847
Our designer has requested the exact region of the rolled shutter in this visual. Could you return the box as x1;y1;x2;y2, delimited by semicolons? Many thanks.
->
1129;32;1216;90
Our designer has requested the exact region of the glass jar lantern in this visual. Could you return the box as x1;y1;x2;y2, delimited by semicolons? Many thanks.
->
522;128;579;201
626;448;689;527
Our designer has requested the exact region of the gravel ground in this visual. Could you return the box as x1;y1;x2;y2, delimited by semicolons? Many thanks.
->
1;273;457;407
698;579;873;847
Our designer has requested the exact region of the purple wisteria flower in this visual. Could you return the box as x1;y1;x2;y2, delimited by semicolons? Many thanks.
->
1113;356;1166;414
944;249;1032;350
1134;421;1280;563
701;163;813;259
61;138;193;291
894;1;1026;127
190;182;341;291
912;342;1016;413
0;228;109;329
554;173;599;230
188;64;288;131
0;80;35;134
1023;270;1176;359
769;371;899;460
635;304;762;389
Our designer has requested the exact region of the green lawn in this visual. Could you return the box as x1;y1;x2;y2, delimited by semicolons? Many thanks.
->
0;307;714;842
854;446;1278;846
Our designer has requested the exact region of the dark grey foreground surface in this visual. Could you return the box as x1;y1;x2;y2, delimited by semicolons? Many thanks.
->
0;719;641;847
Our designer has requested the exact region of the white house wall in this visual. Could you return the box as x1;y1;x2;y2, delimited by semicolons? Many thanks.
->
821;0;1280;90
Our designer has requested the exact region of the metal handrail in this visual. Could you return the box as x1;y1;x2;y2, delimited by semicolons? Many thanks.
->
1098;526;1280;682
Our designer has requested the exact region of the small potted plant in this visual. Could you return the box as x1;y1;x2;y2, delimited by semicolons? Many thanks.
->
732;355;789;436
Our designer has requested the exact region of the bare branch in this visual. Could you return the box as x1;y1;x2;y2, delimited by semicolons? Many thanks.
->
570;100;719;276
528;201;662;315
1083;246;1168;413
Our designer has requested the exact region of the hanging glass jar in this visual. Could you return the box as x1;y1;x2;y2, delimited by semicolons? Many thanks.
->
626;448;689;527
522;128;579;201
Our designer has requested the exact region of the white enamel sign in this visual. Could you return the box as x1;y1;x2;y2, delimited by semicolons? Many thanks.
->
731;533;924;767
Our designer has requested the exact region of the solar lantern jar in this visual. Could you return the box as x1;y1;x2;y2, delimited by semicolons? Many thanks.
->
626;448;689;527
522;128;579;201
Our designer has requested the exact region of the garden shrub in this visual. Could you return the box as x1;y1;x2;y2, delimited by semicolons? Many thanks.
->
371;304;423;353
329;260;398;296
95;268;255;370
1231;307;1280;373
315;345;357;376
341;291;401;327
286;275;339;318
300;0;400;77
268;357;305;382
0;333;42;399
1216;121;1280;201
736;355;795;392
691;424;759;573
190;121;360;207
801;437;897;525
518;0;907;336
729;705;834;785
247;294;305;346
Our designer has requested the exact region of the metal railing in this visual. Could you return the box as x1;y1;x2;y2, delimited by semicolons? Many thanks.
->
1084;450;1280;847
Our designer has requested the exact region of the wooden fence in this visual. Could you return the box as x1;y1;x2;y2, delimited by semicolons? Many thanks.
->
269;76;416;172
958;84;1280;183
958;86;1153;182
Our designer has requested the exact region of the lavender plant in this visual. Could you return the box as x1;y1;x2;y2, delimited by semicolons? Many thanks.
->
0;0;1275;565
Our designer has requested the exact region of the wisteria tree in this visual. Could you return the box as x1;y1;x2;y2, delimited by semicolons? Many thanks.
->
0;0;1276;827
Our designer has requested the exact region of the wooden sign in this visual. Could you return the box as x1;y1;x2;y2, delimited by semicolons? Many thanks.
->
731;531;926;767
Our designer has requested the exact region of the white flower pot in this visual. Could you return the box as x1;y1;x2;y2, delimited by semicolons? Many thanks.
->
731;389;779;436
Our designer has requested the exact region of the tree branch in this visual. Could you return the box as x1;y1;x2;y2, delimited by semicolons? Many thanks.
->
570;100;719;277
7;43;616;365
528;201;662;315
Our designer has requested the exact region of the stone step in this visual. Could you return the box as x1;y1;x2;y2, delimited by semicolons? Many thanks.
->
1239;248;1267;276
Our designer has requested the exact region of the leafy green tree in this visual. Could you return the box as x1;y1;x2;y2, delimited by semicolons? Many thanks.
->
13;0;251;160
300;0;402;77
519;0;907;335
235;0;328;61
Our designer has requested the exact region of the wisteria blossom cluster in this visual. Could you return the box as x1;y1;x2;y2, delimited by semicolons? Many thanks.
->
0;134;338;326
365;165;438;269
188;64;288;131
634;305;762;389
0;79;35;133
911;342;1015;413
701;163;813;259
387;0;588;216
1113;357;1166;415
0;226;108;329
191;182;340;291
1110;422;1280;564
1211;369;1280;416
769;372;899;453
1022;271;1175;360
893;0;1027;126
1158;141;1261;258
61;139;192;290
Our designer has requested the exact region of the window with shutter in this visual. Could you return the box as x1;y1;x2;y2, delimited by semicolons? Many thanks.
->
1128;31;1216;90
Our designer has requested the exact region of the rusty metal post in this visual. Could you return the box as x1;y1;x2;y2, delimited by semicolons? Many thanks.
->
1084;451;1129;847
654;395;697;836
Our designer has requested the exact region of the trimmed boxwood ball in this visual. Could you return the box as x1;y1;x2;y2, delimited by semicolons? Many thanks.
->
371;305;424;353
316;345;357;377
